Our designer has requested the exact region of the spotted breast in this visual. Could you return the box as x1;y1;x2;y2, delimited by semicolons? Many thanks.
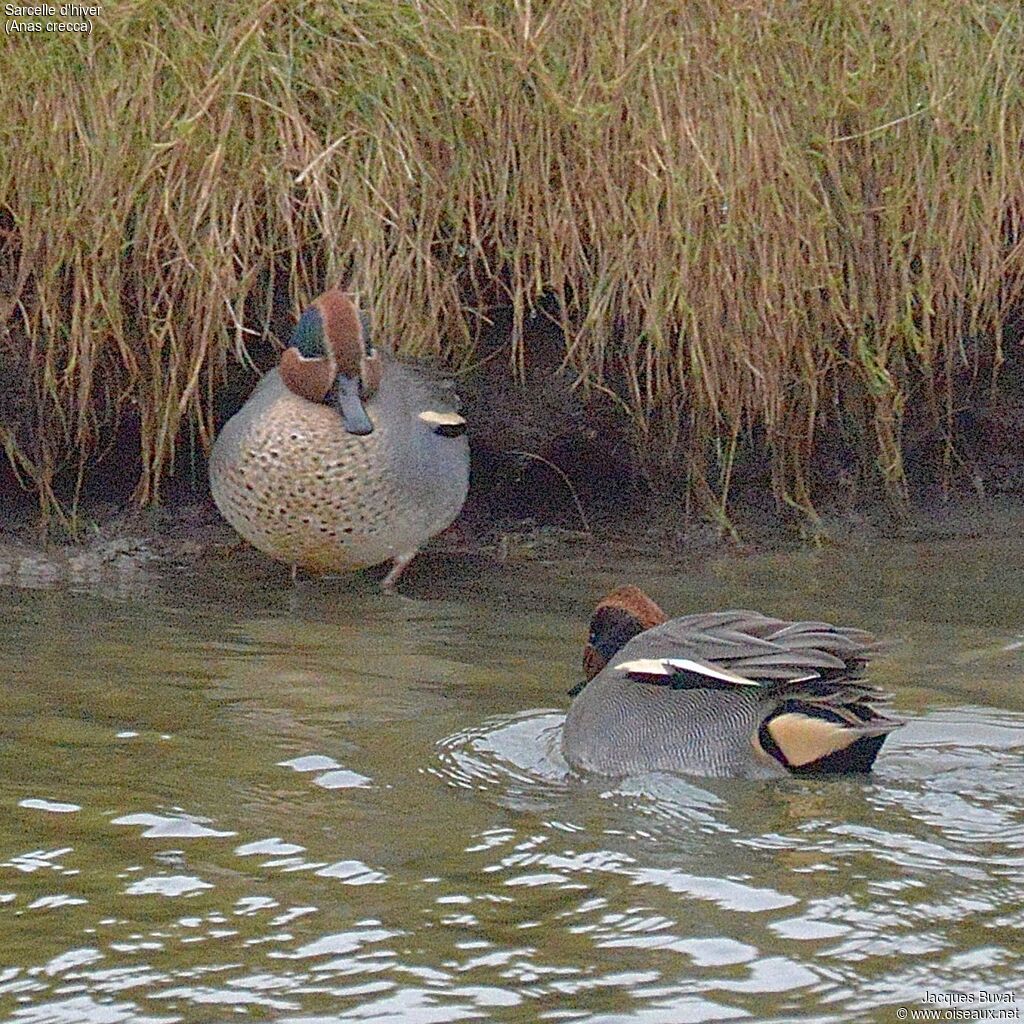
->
209;289;469;587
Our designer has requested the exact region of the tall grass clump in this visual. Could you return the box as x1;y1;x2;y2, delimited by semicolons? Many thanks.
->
1;0;1022;528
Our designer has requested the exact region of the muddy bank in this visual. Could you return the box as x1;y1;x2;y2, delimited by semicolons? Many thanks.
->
2;479;1023;595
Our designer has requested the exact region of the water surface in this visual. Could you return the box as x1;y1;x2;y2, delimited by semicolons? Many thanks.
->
1;537;1022;1022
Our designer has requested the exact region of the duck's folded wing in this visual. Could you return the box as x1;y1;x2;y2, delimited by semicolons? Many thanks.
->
628;612;878;683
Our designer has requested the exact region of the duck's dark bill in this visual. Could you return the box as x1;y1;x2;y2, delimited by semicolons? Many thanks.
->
335;374;374;435
567;679;588;698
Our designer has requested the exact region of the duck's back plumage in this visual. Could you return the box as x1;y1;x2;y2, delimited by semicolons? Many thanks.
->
563;609;901;779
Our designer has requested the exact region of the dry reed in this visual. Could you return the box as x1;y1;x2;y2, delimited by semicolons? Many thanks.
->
1;0;1022;528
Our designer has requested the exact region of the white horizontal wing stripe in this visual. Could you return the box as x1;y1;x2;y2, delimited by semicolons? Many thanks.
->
618;657;760;687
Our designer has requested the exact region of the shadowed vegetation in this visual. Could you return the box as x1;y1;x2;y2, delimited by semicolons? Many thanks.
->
1;0;1022;531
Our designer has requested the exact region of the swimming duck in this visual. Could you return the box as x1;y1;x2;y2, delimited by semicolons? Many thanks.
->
563;586;902;779
209;289;469;588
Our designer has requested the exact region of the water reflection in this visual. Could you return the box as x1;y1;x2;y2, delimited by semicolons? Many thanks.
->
1;535;1023;1021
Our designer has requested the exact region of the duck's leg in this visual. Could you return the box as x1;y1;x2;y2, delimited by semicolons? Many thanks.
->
381;550;417;591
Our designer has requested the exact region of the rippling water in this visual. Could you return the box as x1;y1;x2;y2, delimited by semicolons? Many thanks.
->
1;537;1023;1022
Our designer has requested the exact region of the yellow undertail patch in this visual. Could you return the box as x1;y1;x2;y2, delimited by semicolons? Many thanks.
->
766;712;862;768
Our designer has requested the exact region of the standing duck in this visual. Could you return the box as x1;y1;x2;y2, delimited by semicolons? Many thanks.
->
209;289;469;588
563;586;902;779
